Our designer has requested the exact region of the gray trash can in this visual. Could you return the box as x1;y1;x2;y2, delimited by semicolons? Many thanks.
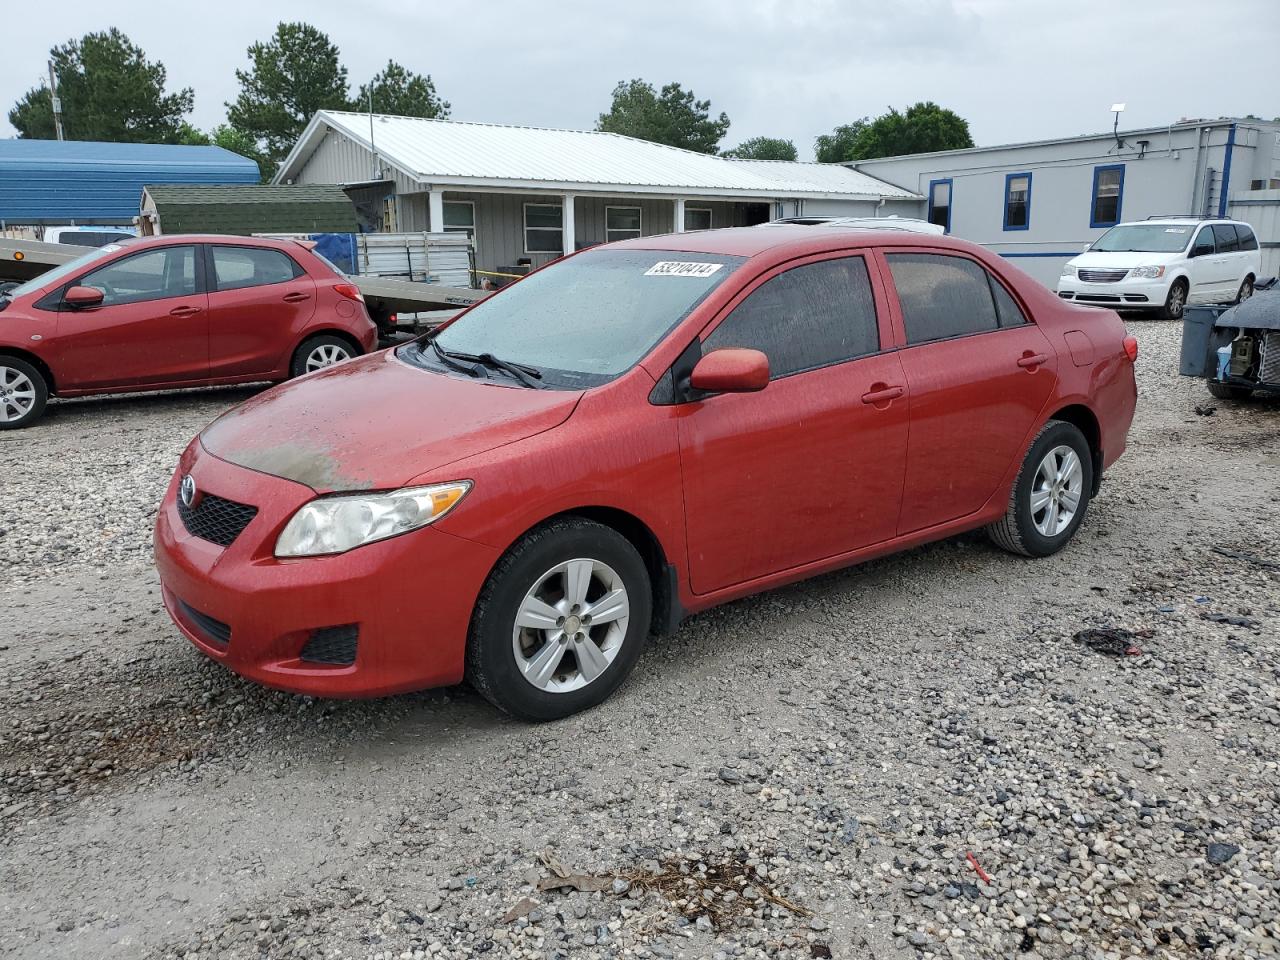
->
1180;305;1229;378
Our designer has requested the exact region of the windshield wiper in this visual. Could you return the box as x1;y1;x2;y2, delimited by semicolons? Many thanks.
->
469;352;543;388
428;338;482;378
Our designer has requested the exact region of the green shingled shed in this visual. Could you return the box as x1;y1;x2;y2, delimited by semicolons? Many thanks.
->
140;183;358;236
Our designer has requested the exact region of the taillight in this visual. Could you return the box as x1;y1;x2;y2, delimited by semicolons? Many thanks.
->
334;282;364;303
1122;335;1138;362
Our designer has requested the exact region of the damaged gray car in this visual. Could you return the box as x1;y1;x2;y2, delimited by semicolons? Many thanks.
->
1181;278;1280;400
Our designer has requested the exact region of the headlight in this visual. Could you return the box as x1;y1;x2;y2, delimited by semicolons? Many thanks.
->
1060;264;1077;277
1130;265;1165;279
275;481;471;557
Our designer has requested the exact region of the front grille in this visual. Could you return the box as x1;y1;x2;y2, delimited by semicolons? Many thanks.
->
1075;294;1123;303
178;492;258;547
1078;268;1129;283
177;599;231;646
1260;332;1280;386
299;625;359;665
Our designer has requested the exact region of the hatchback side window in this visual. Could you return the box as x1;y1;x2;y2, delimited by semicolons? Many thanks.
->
78;245;197;306
703;257;880;379
1235;224;1259;251
212;246;301;291
1212;224;1240;254
886;253;1000;344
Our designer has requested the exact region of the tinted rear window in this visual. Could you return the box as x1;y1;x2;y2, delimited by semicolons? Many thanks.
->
887;253;1000;345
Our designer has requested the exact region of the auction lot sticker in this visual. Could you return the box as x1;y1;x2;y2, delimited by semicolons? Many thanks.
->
644;261;724;278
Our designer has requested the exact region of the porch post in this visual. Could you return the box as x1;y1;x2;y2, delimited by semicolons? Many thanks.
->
674;197;686;232
562;193;576;255
427;187;445;233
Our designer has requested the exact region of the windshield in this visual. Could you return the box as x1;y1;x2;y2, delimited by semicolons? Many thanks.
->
410;248;744;388
6;245;121;299
1091;224;1194;253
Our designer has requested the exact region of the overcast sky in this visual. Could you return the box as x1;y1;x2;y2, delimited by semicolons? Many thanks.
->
4;0;1277;159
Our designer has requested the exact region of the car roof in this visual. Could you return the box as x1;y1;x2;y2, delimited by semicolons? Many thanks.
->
1118;217;1246;227
111;234;308;251
615;223;970;260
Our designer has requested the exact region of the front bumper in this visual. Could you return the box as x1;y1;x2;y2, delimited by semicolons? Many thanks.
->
1057;275;1170;308
153;443;500;698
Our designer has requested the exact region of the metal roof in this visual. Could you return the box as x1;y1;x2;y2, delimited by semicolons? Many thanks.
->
0;139;260;225
277;111;919;202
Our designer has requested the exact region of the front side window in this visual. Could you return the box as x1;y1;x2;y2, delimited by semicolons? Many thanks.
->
887;253;1000;345
1212;223;1240;253
704;257;880;379
1191;228;1216;257
79;245;197;306
211;246;300;291
1004;173;1031;230
606;206;642;242
685;207;713;231
524;203;563;253
1091;165;1125;228
443;201;476;239
927;179;952;232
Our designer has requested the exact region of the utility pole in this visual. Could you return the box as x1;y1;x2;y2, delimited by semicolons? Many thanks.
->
48;60;65;141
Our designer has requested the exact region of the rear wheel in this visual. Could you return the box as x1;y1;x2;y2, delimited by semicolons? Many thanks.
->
1207;381;1252;401
1160;279;1188;320
1234;276;1254;304
466;518;651;721
0;357;48;430
987;420;1094;558
290;335;356;378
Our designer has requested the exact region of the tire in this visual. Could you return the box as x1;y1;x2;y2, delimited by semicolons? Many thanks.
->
0;356;49;430
1234;276;1254;304
1159;279;1188;321
290;335;357;378
466;518;652;721
1207;381;1252;401
987;420;1094;558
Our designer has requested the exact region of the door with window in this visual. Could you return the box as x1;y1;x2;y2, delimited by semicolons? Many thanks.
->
1185;227;1219;303
677;254;910;595
205;245;316;378
882;251;1058;534
53;244;207;389
1207;223;1247;300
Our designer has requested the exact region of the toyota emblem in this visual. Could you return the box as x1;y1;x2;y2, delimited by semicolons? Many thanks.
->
179;474;197;508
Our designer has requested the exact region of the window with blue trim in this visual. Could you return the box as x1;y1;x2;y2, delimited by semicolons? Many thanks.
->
1090;165;1124;228
927;179;952;233
1003;172;1031;231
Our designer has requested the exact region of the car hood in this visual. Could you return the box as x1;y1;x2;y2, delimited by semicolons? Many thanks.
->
1069;250;1182;269
200;350;582;492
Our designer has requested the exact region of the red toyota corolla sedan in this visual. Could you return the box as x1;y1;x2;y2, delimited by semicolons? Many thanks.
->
0;235;376;428
154;225;1137;720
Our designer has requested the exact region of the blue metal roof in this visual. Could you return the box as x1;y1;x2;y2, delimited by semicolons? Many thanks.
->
0;139;260;225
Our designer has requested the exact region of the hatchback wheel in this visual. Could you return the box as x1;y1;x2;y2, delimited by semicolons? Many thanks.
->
290;335;356;378
466;518;651;721
987;420;1094;557
0;357;49;430
1160;279;1188;320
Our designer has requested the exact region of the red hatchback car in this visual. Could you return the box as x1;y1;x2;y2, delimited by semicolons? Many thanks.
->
0;234;376;428
154;226;1137;720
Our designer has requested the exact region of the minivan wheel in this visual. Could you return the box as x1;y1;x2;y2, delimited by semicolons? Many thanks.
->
466;518;651;721
987;420;1094;558
1235;276;1254;304
1207;381;1252;401
290;335;355;378
0;357;49;429
1160;279;1188;320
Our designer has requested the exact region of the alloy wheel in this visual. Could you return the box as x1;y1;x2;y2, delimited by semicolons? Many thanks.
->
512;558;630;693
1167;284;1185;318
305;344;351;372
1030;444;1083;538
0;365;37;423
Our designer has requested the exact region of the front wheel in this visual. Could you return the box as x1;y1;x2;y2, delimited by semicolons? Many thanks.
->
290;335;356;378
1207;381;1252;401
466;518;651;721
1160;279;1188;321
987;420;1094;558
0;357;49;430
1234;276;1254;304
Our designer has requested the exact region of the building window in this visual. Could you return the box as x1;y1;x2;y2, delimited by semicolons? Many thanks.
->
443;200;476;240
606;206;642;242
1003;172;1031;231
927;179;952;233
1090;165;1125;228
524;203;563;253
685;207;713;231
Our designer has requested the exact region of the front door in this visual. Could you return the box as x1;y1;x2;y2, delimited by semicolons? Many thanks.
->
879;250;1059;534
205;244;317;378
677;253;910;595
53;244;208;389
1185;227;1222;304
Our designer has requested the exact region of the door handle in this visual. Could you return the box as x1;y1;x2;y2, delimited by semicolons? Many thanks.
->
861;384;904;405
283;292;311;303
1017;353;1049;369
169;305;203;317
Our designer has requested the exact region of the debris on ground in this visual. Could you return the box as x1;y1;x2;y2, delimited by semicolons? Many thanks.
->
1072;626;1152;656
1194;404;1216;416
1201;611;1258;628
1212;545;1280;571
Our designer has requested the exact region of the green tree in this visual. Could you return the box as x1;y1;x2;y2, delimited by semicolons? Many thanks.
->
357;60;450;118
8;29;194;143
597;79;729;154
722;136;798;161
815;103;973;163
226;22;351;174
175;123;266;179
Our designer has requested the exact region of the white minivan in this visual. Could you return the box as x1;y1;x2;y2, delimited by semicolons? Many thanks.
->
1057;217;1262;320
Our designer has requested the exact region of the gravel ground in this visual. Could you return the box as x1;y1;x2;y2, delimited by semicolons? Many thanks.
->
1;321;1278;960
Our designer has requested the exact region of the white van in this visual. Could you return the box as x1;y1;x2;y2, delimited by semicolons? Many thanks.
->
1057;217;1262;320
43;226;137;248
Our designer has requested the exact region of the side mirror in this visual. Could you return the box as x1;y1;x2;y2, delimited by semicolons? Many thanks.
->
1082;242;1092;252
1190;243;1213;259
689;348;770;394
64;285;105;309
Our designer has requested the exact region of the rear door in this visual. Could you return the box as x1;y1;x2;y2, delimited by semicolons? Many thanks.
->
51;243;208;389
677;252;910;594
880;250;1058;535
1210;224;1247;300
205;244;316;378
